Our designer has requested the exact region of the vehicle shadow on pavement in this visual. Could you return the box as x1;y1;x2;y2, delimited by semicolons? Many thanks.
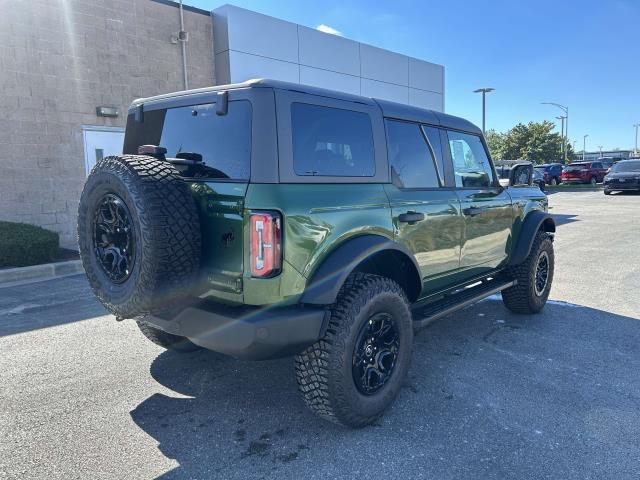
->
551;213;580;226
130;300;640;480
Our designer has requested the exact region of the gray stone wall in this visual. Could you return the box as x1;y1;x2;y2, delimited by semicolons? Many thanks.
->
0;0;214;247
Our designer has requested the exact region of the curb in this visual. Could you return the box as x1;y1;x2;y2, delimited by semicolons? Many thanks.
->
0;260;84;287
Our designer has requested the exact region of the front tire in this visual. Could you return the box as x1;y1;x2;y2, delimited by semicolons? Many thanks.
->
502;232;554;314
604;189;611;195
295;273;413;428
590;176;597;186
550;177;558;186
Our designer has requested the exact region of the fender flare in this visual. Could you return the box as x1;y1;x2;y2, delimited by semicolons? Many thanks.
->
509;211;556;266
300;235;422;305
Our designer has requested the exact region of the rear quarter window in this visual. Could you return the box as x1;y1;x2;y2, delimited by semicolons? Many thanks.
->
123;100;252;180
291;103;375;177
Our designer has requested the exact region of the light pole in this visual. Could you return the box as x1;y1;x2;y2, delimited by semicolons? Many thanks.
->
556;115;566;161
634;124;639;156
542;102;569;164
598;146;603;158
473;87;495;134
583;134;589;162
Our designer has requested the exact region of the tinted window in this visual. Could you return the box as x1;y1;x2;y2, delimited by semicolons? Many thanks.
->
291;103;375;177
592;162;602;169
423;126;445;183
123;101;252;180
613;161;640;172
447;130;495;188
386;120;440;189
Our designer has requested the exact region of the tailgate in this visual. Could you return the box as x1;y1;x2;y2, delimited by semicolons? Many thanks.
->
190;181;248;296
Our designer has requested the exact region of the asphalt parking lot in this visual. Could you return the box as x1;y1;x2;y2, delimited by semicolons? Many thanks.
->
1;191;639;480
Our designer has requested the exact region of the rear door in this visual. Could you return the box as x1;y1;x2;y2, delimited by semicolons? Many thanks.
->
445;130;513;274
123;96;253;298
384;120;463;295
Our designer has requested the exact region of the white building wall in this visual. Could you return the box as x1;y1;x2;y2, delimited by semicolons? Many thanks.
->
212;4;444;111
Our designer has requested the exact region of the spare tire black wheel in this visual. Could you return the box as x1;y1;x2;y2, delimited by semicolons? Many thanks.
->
78;155;201;319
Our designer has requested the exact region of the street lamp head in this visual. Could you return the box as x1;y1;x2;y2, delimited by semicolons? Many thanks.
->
541;102;568;113
474;88;495;93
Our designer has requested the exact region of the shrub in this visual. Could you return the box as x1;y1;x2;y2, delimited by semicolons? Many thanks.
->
0;221;60;268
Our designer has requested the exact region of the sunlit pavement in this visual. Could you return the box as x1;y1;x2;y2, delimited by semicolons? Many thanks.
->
1;191;639;480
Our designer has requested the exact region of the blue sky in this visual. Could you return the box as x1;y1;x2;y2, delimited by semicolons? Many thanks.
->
191;0;639;151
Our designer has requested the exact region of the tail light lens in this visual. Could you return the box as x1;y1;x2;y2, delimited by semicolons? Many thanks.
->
250;211;282;278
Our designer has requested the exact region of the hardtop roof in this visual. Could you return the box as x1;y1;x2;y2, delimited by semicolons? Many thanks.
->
132;78;482;135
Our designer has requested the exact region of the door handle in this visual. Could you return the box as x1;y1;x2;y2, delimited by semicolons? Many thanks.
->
463;207;484;217
398;211;425;223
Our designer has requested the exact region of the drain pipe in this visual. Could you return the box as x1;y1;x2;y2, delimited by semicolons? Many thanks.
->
179;0;189;90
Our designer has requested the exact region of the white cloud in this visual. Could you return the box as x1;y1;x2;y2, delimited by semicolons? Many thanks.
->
316;24;343;36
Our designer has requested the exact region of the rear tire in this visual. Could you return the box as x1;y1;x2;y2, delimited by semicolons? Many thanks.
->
295;273;413;428
136;320;201;352
502;232;554;314
550;177;558;186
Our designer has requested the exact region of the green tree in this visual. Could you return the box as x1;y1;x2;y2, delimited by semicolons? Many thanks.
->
487;121;568;164
485;129;505;160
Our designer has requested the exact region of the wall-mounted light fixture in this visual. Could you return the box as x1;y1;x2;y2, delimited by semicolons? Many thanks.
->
96;106;119;118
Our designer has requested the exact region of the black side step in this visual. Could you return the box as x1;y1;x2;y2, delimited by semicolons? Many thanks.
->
413;278;516;329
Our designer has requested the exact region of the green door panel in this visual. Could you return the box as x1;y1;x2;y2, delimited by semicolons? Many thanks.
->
189;181;248;301
456;188;513;273
245;183;394;283
384;185;463;296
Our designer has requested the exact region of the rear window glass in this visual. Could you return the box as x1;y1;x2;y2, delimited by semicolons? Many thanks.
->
123;100;252;180
386;120;440;189
291;103;375;177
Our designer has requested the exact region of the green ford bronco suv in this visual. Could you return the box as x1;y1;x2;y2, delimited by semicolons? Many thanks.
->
77;79;555;427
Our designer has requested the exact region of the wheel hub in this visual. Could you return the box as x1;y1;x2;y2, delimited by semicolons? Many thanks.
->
93;193;135;284
534;250;549;296
352;313;399;395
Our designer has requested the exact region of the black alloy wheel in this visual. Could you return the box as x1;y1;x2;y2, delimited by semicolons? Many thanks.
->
93;193;135;284
534;250;550;297
352;312;400;395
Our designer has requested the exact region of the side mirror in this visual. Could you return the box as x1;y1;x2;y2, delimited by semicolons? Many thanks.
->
509;163;533;186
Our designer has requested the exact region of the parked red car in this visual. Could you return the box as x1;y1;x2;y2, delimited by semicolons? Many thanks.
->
561;161;608;185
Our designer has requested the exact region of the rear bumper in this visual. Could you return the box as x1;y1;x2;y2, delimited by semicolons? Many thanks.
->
140;300;328;360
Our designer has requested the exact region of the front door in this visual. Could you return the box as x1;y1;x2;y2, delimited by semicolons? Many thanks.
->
445;130;513;274
384;120;463;297
82;127;125;175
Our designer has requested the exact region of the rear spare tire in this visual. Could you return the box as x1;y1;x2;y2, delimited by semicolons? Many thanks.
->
77;155;201;319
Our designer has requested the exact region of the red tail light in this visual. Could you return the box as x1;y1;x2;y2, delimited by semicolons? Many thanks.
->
250;211;282;278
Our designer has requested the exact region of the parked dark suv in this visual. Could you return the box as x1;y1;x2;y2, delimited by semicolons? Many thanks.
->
535;163;563;185
561;161;607;185
603;159;640;194
77;79;556;427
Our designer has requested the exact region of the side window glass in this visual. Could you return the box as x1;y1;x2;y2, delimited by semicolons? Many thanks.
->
291;103;375;177
422;126;445;184
447;130;495;188
386;119;440;189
